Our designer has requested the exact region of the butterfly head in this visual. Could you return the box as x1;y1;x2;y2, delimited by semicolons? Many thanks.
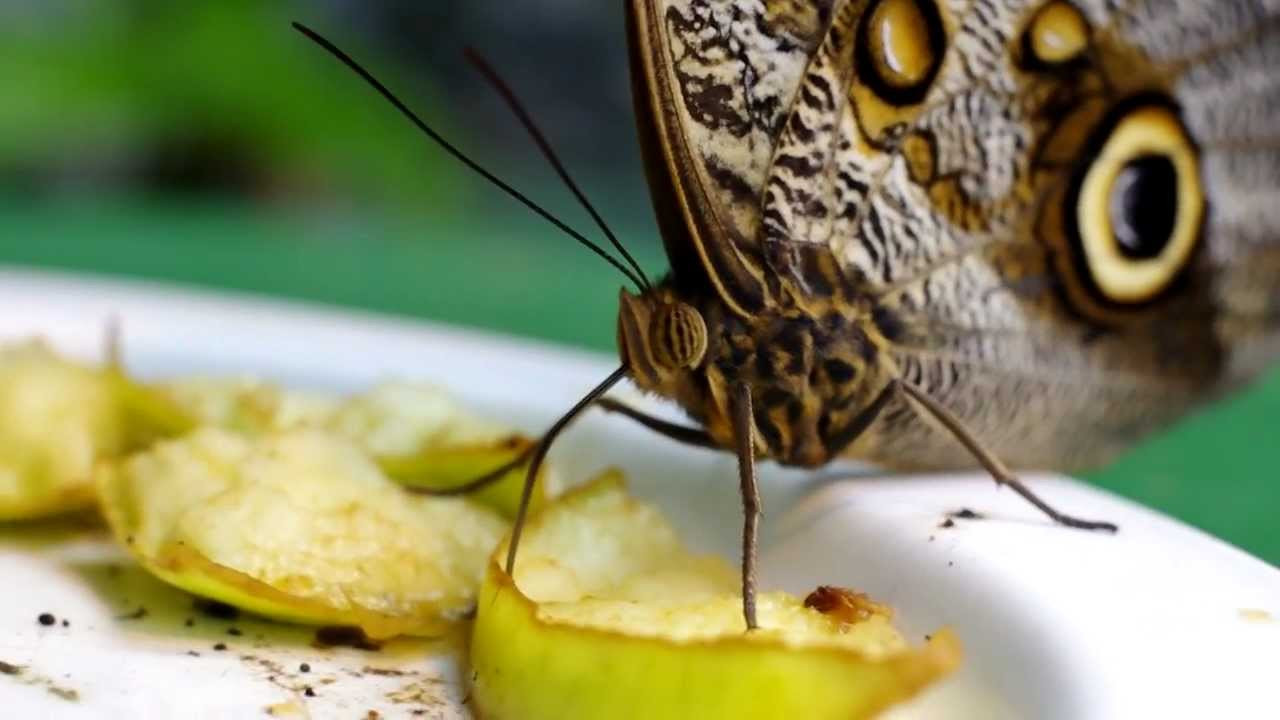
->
617;286;709;390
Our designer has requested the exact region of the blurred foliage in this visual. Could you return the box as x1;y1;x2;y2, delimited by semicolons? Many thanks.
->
0;0;468;210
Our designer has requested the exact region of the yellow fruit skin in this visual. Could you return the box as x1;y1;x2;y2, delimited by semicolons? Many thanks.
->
470;475;962;720
144;544;452;639
377;438;550;520
95;429;508;639
472;565;960;720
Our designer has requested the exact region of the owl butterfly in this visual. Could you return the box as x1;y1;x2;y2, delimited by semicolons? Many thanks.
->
294;0;1280;629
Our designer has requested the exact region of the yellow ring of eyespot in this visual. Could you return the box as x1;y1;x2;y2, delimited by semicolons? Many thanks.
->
1027;1;1089;66
1075;106;1203;304
867;0;937;90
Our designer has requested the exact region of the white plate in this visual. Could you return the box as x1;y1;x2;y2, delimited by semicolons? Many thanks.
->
0;267;1277;720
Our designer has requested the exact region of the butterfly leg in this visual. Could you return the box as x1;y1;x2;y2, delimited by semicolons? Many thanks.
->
594;398;719;449
730;382;762;630
898;380;1119;533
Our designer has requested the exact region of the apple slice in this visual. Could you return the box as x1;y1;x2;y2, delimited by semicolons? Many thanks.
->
471;473;961;719
0;340;186;521
96;427;508;638
159;378;553;517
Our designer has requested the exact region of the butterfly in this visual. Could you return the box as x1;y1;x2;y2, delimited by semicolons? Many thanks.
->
295;0;1280;629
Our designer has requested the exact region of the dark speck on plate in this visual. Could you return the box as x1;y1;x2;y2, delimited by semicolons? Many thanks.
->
947;508;984;520
227;627;242;637
299;663;311;673
194;599;240;620
0;660;22;675
116;607;148;621
184;618;194;628
939;518;955;529
60;619;69;628
213;643;227;652
37;613;56;626
313;626;381;651
304;687;316;697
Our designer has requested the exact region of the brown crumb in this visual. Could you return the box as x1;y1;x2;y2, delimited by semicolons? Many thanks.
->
0;661;23;675
361;666;408;677
47;686;79;702
299;663;310;673
313;626;381;651
37;613;56;626
213;643;227;652
365;712;381;720
116;607;148;621
303;686;316;698
194;599;240;620
939;518;955;529
803;586;891;624
265;699;305;717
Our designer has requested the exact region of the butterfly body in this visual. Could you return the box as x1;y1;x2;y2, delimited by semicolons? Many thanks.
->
620;276;900;468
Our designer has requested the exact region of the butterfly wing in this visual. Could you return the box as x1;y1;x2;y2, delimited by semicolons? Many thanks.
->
632;0;1280;470
758;0;1280;469
628;0;840;314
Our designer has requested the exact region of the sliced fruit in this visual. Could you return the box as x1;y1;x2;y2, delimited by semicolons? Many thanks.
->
326;380;511;453
96;427;508;638
161;378;554;517
471;473;961;720
0;340;184;521
157;377;337;435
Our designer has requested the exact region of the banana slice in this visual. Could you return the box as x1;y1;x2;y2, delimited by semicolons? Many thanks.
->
0;341;183;520
471;473;961;720
96;427;508;638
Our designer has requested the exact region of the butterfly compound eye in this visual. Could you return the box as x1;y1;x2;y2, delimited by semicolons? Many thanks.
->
649;302;708;370
1067;100;1204;306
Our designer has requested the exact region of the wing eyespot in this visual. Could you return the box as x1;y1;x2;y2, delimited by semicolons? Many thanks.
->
855;0;947;106
1048;96;1205;317
1019;1;1091;70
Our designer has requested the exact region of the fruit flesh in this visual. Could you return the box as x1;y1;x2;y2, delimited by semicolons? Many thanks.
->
97;427;509;638
471;473;961;720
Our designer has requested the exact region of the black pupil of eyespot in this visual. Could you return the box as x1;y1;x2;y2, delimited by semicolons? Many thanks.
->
1109;154;1178;259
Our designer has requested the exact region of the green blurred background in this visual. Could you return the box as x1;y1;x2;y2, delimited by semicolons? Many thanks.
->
1;1;1275;562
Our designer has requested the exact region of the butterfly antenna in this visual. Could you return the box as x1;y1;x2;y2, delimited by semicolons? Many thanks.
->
463;47;652;292
291;22;647;292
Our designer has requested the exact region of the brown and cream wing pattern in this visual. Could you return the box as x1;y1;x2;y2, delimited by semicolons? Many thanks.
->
632;0;1280;470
